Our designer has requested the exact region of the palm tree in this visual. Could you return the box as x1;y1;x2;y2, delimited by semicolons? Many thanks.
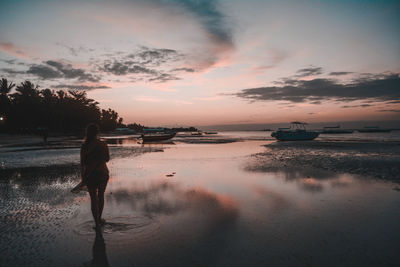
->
1;79;124;133
10;81;41;130
14;80;39;98
0;78;15;95
0;78;15;118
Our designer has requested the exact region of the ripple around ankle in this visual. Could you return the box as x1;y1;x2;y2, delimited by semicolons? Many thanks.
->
74;214;161;244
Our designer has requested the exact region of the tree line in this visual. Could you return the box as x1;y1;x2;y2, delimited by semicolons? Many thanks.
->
0;78;126;134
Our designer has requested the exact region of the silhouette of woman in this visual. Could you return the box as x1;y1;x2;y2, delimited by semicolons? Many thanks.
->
81;123;110;230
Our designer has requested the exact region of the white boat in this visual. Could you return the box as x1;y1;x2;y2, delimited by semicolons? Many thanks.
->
271;122;319;141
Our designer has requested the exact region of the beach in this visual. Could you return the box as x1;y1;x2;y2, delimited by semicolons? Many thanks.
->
1;131;400;266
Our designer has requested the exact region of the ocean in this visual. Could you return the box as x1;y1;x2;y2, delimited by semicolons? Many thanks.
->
0;131;399;266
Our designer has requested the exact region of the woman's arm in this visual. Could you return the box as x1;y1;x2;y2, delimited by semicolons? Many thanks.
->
80;146;85;181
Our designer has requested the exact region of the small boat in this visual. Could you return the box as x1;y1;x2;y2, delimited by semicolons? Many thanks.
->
204;131;218;135
271;122;319;141
191;132;203;136
321;125;353;134
141;132;176;142
357;126;391;133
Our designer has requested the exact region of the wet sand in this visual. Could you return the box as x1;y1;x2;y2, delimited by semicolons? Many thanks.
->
1;133;400;266
249;140;400;181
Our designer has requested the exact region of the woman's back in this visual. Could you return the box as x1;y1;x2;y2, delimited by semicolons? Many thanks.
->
81;139;110;186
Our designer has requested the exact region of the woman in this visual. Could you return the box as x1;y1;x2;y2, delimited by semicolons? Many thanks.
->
80;123;110;230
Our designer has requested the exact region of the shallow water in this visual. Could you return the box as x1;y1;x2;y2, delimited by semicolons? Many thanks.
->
0;136;399;266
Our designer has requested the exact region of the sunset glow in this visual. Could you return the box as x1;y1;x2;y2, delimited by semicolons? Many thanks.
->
1;0;399;127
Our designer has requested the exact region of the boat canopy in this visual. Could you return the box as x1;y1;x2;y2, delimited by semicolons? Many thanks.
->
143;128;165;133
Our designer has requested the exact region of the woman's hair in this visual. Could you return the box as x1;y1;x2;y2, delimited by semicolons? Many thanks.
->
83;123;99;145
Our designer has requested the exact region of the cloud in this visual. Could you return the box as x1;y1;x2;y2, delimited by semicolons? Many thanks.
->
27;64;63;79
128;47;182;67
253;49;289;72
56;43;94;56
175;100;193;105
341;104;373;108
194;95;221;101
149;73;180;82
101;61;158;76
169;0;232;46
148;0;234;71
171;67;195;72
98;47;185;82
2;46;188;85
295;66;323;77
53;84;110;90
0;68;26;76
134;96;164;102
0;59;28;66
329;71;353;76
24;60;100;82
45;60;100;82
377;109;400;113
386;100;400;104
0;59;17;65
0;42;26;58
235;71;400;104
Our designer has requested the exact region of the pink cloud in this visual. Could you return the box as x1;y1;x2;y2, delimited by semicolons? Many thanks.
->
0;42;27;58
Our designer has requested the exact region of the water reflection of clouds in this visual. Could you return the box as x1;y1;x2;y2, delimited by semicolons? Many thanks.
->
330;176;353;188
107;181;238;221
102;181;239;265
297;178;324;192
244;154;355;194
253;186;291;213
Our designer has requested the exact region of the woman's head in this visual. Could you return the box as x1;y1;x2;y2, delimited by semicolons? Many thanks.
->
84;123;99;144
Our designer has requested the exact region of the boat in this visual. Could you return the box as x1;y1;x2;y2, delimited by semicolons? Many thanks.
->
204;131;218;135
141;132;176;142
357;126;391;133
321;125;353;134
271;122;319;141
191;131;203;136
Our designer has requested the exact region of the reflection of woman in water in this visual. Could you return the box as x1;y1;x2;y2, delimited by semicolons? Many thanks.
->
90;230;110;267
81;123;110;230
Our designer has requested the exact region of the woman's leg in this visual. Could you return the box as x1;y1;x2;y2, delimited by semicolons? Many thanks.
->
98;181;108;223
88;186;100;227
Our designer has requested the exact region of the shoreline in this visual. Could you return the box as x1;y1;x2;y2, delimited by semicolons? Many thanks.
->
2;134;399;182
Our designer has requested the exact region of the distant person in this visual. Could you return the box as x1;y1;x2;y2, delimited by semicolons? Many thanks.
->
81;123;110;230
43;129;48;144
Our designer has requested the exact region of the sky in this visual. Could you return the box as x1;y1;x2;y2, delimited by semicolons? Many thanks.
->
0;0;399;127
